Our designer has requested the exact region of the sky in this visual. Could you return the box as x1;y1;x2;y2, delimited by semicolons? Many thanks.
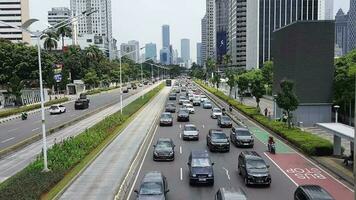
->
29;0;350;62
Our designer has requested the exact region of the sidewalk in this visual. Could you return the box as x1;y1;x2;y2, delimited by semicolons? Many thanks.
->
59;87;170;200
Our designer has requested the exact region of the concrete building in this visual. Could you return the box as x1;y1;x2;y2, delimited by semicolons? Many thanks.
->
128;40;140;62
215;0;229;64
181;39;190;66
318;0;334;20
197;42;202;66
120;42;138;62
206;0;216;60
0;0;30;43
228;0;334;70
160;25;171;64
201;14;208;67
145;43;157;62
48;7;71;26
172;49;179;65
70;0;113;58
348;0;356;52
335;9;349;56
160;48;171;65
162;25;170;48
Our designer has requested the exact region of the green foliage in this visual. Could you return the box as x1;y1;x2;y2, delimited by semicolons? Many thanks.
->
40;31;59;51
83;69;100;89
211;72;221;89
276;80;299;128
225;69;237;96
195;80;332;156
261;61;273;86
0;98;69;119
56;25;72;50
0;84;164;200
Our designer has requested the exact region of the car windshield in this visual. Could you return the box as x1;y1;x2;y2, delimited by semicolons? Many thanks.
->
161;114;171;118
139;182;163;195
211;132;226;139
50;106;58;109
156;141;172;149
237;130;251;136
185;126;196;131
221;116;230;121
213;108;221;112
179;109;189;114
246;159;267;169
191;158;210;167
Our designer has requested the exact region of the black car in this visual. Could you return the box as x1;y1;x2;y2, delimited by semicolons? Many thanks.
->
217;116;233;128
230;127;254;148
238;151;271;186
134;171;169;200
153;138;175;161
207;129;230;152
123;87;129;93
177;108;190;122
159;112;173;126
215;188;247;200
188;150;214;185
294;185;334;200
165;103;176;113
74;99;89;109
168;93;177;100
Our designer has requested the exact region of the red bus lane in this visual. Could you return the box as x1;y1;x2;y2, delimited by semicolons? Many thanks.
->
265;153;353;200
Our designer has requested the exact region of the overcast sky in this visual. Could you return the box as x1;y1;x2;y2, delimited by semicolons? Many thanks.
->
29;0;350;62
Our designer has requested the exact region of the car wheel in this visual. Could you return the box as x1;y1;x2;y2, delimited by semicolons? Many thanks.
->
244;177;249;186
238;168;242;175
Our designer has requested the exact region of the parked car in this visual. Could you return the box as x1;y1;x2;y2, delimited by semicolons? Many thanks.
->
182;124;199;140
134;171;169;199
294;185;334;200
203;100;213;109
230;127;254;148
177;108;190;122
183;103;195;114
217;115;233;128
238;151;271;186
188;150;214;185
215;188;247;200
49;104;66;114
153;138;175;161
160;112;173;126
165;103;176;113
207;129;230;152
211;108;223;119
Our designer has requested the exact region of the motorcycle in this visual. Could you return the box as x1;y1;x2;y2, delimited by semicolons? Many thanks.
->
229;106;233;112
21;112;28;120
267;142;276;154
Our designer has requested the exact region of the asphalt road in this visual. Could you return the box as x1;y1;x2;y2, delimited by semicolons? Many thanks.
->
127;88;297;200
0;86;149;151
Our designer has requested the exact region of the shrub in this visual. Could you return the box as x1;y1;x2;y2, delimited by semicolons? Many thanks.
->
0;83;164;200
195;80;333;156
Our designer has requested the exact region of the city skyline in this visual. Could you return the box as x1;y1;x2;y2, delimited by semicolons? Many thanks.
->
25;0;351;63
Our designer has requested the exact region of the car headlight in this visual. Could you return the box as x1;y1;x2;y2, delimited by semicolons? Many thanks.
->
208;174;213;177
192;174;197;177
169;151;174;156
154;151;158;156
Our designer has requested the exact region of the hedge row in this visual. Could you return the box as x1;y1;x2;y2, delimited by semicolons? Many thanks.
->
0;83;164;200
0;98;69;119
195;80;333;156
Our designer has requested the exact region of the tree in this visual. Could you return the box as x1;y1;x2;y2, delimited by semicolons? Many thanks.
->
276;80;299;128
206;58;216;80
83;69;99;89
57;25;72;50
40;31;59;51
251;78;265;110
225;69;236;97
7;75;24;106
222;54;232;67
211;72;221;89
261;61;273;86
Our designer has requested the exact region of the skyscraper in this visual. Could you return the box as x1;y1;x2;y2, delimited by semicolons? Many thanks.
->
160;25;171;64
348;0;356;52
197;43;202;66
318;0;334;20
0;0;30;43
70;0;113;58
228;0;334;69
120;42;137;62
201;14;208;67
215;0;229;64
162;25;170;48
145;43;157;62
181;39;190;63
335;9;349;56
48;7;71;26
128;40;140;62
206;0;216;60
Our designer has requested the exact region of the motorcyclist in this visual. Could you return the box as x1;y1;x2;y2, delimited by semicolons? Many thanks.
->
229;104;233;112
267;136;275;152
21;112;28;120
221;107;226;115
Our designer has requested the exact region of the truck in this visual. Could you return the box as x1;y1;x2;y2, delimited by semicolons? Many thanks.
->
166;79;172;87
74;93;90;110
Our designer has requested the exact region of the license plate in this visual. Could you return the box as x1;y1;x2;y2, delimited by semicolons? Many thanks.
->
199;178;206;182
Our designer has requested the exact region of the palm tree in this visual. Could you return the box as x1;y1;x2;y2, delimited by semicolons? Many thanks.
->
222;54;232;67
40;31;59;51
206;58;216;80
85;45;103;62
56;25;72;50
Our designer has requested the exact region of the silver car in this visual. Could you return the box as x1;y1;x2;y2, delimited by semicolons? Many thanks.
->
211;108;222;119
182;124;199;140
230;126;254;147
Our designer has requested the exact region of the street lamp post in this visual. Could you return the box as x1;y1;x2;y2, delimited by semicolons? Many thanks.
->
0;9;97;172
334;105;340;123
273;94;278;119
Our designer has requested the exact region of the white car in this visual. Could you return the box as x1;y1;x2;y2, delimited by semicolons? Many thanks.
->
200;94;208;102
182;124;199;140
49;104;66;114
211;107;222;119
183;103;195;114
188;94;194;101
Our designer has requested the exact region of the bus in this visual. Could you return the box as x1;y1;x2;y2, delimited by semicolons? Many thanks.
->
166;79;172;86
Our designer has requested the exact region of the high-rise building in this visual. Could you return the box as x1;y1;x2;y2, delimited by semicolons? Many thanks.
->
162;25;170;48
0;0;30;43
206;0;216;60
181;39;190;62
145;43;157;62
160;25;171;64
128;40;140;62
228;0;334;69
318;0;334;20
48;7;71;26
215;0;229;64
335;9;349;56
349;0;356;52
197;42;202;66
120;42;137;62
173;49;179;64
160;48;171;65
201;14;208;67
70;0;113;58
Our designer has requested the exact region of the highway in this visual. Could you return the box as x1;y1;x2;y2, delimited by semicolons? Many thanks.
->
0;85;149;151
127;82;354;200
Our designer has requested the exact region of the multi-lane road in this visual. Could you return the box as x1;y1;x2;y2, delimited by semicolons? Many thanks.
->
0;86;149;151
127;81;353;200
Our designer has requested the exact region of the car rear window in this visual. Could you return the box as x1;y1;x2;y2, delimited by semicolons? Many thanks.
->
185;126;196;131
237;130;251;136
211;132;226;139
50;106;58;109
192;158;210;167
139;182;163;195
